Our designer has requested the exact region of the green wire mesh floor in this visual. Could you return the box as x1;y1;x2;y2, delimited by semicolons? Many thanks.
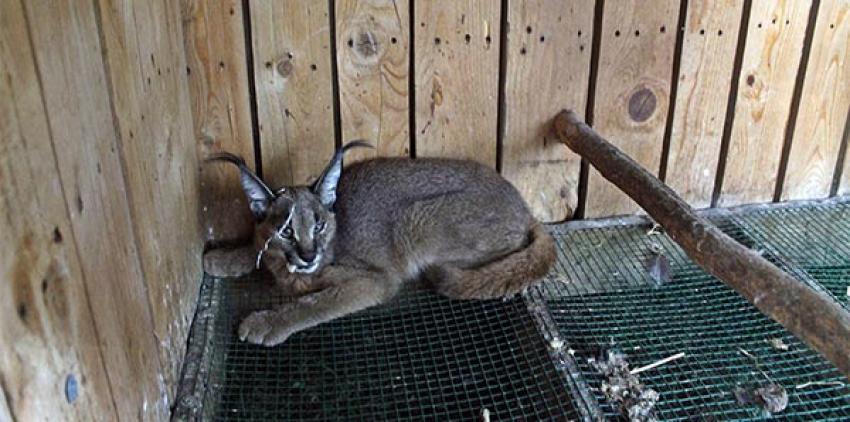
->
174;199;850;421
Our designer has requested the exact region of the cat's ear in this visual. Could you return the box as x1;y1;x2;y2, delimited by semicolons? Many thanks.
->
206;152;274;218
312;141;373;208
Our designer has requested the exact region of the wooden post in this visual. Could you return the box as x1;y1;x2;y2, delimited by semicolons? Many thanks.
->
552;109;850;379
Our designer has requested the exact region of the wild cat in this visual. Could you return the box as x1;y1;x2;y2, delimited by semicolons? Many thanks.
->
204;142;555;346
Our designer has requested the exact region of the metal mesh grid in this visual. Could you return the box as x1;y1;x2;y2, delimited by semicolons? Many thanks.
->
541;208;850;420
174;200;850;421
731;204;850;308
181;278;580;421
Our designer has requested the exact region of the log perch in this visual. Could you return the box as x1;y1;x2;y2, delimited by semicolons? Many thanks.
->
551;109;850;379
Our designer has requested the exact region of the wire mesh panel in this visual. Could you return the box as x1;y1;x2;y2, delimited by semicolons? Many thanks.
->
731;204;850;307
541;209;850;421
175;200;850;421
177;276;581;421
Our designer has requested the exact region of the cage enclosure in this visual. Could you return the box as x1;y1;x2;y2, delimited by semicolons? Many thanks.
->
2;1;850;421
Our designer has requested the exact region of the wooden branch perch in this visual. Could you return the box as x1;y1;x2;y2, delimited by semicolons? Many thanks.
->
551;109;850;379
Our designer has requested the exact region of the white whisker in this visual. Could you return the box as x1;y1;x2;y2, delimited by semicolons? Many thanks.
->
255;205;295;269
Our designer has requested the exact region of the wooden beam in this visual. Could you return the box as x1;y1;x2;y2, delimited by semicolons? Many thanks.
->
552;109;850;379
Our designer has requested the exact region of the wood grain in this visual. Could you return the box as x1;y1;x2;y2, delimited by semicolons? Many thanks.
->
183;0;256;242
666;0;744;209
718;0;811;206
501;0;594;222
336;0;410;163
585;0;681;217
96;0;204;399
783;0;850;200
0;1;115;419
23;0;169;419
414;0;500;167
251;0;337;188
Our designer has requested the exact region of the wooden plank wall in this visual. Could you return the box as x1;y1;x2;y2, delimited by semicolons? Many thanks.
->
718;0;811;206
251;1;338;188
786;0;850;199
414;1;502;166
584;1;681;217
1;0;203;420
1;0;849;419
665;1;744;209
183;0;256;243
336;0;411;163
191;0;850;242
501;0;594;221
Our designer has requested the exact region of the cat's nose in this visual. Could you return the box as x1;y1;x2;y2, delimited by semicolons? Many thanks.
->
300;250;317;263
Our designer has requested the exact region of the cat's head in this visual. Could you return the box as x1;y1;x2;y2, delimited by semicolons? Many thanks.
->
208;141;371;274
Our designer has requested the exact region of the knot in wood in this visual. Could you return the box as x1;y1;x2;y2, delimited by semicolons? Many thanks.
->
276;57;293;78
628;87;657;123
355;31;379;58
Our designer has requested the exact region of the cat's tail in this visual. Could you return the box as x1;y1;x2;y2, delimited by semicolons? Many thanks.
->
428;223;556;300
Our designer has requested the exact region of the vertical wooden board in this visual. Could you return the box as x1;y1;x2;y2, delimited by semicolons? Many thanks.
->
0;1;115;419
718;0;811;206
23;0;169;419
96;0;204;399
501;0;593;222
336;0;410;163
183;0;256;242
585;0;680;217
666;1;744;209
251;1;337;188
414;0;500;167
783;0;850;200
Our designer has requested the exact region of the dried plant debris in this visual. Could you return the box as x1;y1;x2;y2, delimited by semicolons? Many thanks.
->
644;253;671;287
795;380;846;389
767;338;790;351
646;223;663;236
588;342;659;422
644;241;671;287
734;383;788;415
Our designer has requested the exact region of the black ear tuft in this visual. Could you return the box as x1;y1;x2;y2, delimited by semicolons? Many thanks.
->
206;152;275;219
311;141;373;208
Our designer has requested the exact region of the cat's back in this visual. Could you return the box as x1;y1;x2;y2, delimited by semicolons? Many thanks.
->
335;156;532;230
338;157;513;205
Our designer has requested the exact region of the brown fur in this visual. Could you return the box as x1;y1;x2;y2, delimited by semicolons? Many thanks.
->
205;151;556;346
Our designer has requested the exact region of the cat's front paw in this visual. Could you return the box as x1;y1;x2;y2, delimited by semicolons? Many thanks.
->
238;310;292;346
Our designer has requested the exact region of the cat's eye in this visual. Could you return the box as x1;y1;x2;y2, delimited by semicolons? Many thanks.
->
314;221;326;233
281;227;293;238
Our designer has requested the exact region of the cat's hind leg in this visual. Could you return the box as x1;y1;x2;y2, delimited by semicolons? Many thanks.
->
427;224;555;300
